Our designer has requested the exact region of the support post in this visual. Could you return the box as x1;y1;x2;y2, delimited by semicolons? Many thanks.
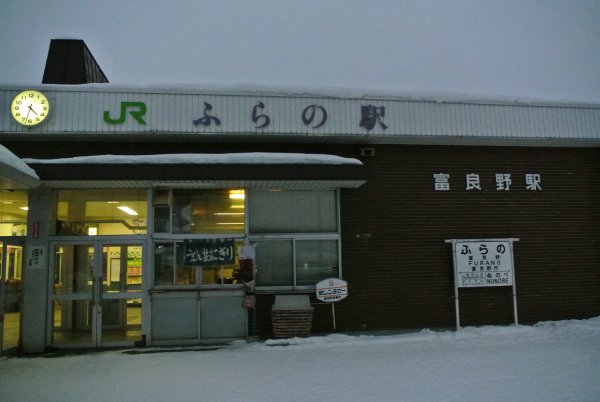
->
331;303;336;331
510;241;519;325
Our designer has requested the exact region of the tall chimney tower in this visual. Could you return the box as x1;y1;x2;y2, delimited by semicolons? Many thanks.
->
42;39;108;84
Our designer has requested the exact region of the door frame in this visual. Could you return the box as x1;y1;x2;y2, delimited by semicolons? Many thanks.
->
0;236;26;355
47;236;147;348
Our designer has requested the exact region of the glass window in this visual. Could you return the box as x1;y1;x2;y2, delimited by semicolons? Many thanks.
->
53;245;95;294
155;189;245;234
154;242;196;286
153;206;170;233
249;190;340;288
102;245;143;293
296;240;339;286
252;239;339;287
57;189;147;236
0;190;28;236
249;190;337;233
252;240;293;286
153;240;244;287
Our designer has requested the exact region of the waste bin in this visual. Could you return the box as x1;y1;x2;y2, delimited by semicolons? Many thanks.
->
271;295;314;338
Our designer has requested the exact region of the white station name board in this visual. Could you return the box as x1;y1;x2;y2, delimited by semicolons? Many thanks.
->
454;240;514;288
316;278;348;302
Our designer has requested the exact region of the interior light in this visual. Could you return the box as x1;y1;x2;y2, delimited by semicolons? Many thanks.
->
20;207;29;211
216;222;244;225
213;212;244;216
229;190;245;200
117;206;138;216
107;201;119;204
230;205;245;209
88;227;98;236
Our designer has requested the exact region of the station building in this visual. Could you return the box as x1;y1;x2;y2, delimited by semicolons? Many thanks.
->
0;40;598;354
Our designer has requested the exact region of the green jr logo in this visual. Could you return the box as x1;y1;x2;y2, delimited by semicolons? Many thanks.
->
104;102;147;124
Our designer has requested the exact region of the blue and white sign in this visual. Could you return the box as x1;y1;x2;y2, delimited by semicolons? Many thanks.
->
316;278;348;302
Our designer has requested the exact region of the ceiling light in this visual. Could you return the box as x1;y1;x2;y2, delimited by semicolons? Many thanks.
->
117;206;138;216
20;207;29;211
229;190;245;200
213;212;244;216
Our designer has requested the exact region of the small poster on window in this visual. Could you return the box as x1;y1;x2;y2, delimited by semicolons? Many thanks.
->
239;245;256;260
183;239;234;266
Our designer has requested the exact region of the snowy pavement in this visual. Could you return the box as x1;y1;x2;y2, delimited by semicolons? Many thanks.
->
1;317;599;402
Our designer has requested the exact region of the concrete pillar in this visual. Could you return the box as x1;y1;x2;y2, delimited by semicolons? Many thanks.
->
21;185;56;353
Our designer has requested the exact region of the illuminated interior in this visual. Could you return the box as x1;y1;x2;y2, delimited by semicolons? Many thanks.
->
0;190;28;236
57;189;147;236
155;189;245;234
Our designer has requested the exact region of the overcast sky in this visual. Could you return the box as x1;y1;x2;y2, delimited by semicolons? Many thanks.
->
1;0;599;103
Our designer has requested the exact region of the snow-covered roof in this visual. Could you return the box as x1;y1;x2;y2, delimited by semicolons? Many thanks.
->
2;83;600;108
23;152;362;165
24;152;366;190
0;143;40;189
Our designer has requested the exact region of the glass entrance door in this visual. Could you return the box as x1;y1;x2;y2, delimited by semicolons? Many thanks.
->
49;240;144;347
0;239;25;355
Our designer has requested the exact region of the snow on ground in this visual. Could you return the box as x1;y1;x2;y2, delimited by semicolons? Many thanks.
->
1;317;599;402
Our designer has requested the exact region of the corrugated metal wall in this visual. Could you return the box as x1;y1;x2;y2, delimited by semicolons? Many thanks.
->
1;87;600;144
253;145;600;336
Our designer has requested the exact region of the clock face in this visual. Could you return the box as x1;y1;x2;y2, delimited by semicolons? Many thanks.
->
11;90;50;126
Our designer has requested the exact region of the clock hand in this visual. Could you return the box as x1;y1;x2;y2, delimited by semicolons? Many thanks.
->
28;104;39;116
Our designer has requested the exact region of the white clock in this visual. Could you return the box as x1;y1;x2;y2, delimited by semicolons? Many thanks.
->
11;90;50;126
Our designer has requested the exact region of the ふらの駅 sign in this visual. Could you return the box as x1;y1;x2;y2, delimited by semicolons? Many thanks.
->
454;240;514;288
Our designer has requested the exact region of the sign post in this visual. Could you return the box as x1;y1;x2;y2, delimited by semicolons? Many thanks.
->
316;278;348;331
446;238;519;330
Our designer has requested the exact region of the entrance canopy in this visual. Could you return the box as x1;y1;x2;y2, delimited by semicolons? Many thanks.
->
24;152;367;190
0;144;40;190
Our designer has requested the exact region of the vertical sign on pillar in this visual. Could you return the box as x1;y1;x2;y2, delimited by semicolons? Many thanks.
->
27;246;46;270
32;221;40;239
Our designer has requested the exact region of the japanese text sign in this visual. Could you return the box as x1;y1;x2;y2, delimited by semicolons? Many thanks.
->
183;239;234;266
316;278;349;302
454;240;514;287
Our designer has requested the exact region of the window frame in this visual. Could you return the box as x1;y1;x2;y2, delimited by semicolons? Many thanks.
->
150;188;343;290
248;188;342;291
154;189;246;235
249;233;341;291
56;189;148;236
151;238;246;289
